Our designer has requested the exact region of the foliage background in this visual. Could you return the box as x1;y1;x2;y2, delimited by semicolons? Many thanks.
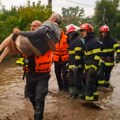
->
0;0;120;43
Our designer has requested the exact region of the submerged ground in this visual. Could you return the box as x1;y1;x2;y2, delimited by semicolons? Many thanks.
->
0;58;120;120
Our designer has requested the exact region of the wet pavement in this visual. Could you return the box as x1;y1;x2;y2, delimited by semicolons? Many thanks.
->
0;58;120;120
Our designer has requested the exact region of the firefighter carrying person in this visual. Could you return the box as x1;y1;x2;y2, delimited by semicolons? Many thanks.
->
98;25;120;91
80;23;102;101
66;25;85;99
20;13;62;120
53;30;69;92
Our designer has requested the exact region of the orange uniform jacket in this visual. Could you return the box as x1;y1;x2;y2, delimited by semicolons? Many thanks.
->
53;31;69;62
23;50;53;73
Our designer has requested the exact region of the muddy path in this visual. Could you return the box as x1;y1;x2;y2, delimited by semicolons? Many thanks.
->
0;58;120;120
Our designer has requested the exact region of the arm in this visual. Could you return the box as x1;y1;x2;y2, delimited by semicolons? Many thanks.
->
13;26;49;38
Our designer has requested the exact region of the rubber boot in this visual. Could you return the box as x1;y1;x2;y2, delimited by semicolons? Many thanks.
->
69;87;78;99
34;101;44;120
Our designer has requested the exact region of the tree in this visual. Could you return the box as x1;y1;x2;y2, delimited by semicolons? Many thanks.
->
0;6;19;41
61;6;85;29
94;0;120;39
17;0;52;30
0;1;51;43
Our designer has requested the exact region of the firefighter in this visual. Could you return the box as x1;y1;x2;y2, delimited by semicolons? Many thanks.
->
22;13;62;120
66;25;85;99
80;23;102;101
98;25;120;90
53;30;69;92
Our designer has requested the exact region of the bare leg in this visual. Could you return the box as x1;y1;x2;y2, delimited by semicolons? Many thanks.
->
0;33;13;51
0;46;11;63
0;38;21;63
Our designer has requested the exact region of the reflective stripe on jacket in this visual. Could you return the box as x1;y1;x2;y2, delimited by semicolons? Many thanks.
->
68;37;84;69
53;31;69;62
83;33;102;70
99;36;120;66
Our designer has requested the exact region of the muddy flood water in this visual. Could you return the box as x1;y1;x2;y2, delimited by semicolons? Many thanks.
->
0;57;120;120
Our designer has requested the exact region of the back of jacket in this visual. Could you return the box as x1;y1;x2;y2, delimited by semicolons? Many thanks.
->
68;33;84;69
23;50;53;74
99;36;120;66
53;31;69;62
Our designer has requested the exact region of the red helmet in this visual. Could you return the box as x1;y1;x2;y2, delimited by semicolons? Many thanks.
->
80;23;94;33
66;25;76;34
99;25;109;32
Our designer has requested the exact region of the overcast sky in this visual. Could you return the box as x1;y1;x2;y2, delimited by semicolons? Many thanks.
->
0;0;98;16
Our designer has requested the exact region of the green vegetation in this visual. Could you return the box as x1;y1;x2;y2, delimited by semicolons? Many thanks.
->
0;0;120;43
94;0;120;39
0;0;52;43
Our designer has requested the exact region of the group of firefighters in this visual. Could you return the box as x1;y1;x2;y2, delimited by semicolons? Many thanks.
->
15;21;120;120
52;23;120;102
16;23;120;102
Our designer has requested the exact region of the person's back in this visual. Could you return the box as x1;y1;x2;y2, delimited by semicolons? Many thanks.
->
53;30;69;91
